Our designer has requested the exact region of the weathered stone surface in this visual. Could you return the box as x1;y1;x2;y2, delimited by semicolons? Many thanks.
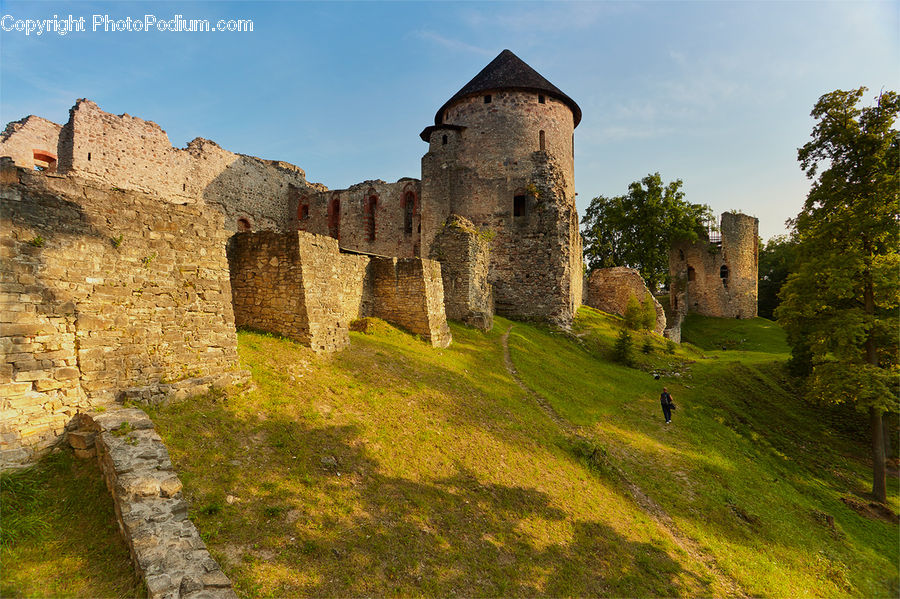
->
584;267;666;335
0;171;248;469
420;88;582;326
81;407;238;598
228;231;451;350
670;212;758;320
305;179;421;258
429;215;493;330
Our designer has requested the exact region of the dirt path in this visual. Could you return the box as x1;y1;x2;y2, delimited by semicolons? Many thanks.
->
501;324;748;598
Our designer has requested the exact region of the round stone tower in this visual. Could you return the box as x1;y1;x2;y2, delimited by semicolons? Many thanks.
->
420;49;583;324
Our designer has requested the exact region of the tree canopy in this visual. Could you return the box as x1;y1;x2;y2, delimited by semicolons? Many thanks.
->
758;235;798;320
581;173;711;292
775;87;899;503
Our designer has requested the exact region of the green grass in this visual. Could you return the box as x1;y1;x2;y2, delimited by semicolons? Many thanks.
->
0;451;143;598
140;310;898;598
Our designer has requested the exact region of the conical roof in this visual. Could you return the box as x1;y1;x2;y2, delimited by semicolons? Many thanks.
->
434;49;581;127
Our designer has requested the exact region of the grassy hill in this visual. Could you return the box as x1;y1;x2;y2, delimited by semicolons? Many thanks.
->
3;308;897;597
147;308;897;597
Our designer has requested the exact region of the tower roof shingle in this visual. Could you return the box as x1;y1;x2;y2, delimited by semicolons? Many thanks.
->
434;49;581;127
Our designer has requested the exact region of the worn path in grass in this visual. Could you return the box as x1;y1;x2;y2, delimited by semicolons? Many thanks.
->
501;324;747;599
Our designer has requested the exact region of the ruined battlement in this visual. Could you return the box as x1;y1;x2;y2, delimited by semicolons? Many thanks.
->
0;164;248;469
1;99;327;233
669;212;758;320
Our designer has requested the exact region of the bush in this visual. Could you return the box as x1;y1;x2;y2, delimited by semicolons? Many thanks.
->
624;295;642;330
640;292;657;331
613;329;634;366
665;339;677;354
641;337;653;354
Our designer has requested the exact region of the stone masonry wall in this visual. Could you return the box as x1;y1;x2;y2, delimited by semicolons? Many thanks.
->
46;99;326;232
0;115;62;171
669;212;758;319
67;408;237;599
228;232;450;351
429;215;493;330
1;165;245;469
369;257;452;348
304;179;421;257
420;90;582;325
584;267;666;335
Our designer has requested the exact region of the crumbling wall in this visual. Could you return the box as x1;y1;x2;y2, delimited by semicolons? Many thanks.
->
0;115;62;171
227;232;450;351
584;267;666;335
67;408;237;598
420;90;582;325
48;99;325;232
304;179;421;257
669;212;758;319
369;257;452;348
429;215;493;330
1;165;245;469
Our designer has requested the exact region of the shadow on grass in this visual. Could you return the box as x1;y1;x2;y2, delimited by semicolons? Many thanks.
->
150;395;714;598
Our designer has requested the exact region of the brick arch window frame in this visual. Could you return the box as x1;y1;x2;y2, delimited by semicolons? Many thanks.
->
297;196;310;230
328;195;341;240
402;185;418;236
32;149;57;173
365;188;378;242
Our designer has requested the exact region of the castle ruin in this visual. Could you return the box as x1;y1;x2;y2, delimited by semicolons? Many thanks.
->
668;211;759;326
0;50;584;468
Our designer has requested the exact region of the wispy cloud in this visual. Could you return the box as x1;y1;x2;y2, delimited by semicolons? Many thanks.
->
413;30;493;57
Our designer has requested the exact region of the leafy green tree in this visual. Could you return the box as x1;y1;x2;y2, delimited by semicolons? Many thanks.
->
758;235;798;319
640;292;658;331
581;173;712;291
623;295;643;330
776;87;899;503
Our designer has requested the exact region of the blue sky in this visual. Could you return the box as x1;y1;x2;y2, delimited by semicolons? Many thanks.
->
1;1;897;240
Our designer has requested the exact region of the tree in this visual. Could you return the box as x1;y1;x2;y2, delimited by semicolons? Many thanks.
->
758;235;798;319
775;88;899;503
581;173;712;291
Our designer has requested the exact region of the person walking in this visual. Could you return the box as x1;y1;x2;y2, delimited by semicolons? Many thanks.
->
660;387;675;424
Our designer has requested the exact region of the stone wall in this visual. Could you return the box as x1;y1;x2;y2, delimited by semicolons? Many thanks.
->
67;408;237;599
420;90;582;325
429;215;493;330
369;257;452;348
303;179;421;257
10;99;326;233
584;267;666;335
228;231;451;350
0;115;62;171
669;212;758;319
1;165;245;469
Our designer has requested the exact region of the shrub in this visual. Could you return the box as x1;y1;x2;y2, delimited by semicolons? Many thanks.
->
640;292;657;331
624;295;642;330
613;329;634;366
641;337;653;354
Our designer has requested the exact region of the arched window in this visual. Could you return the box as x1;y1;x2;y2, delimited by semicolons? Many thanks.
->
720;265;730;288
297;197;309;230
32;149;57;173
539;130;546;152
237;218;252;232
403;191;416;235
687;266;696;281
328;196;341;240
365;191;378;242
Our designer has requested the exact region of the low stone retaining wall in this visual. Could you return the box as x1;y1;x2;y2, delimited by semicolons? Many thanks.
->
68;408;236;599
